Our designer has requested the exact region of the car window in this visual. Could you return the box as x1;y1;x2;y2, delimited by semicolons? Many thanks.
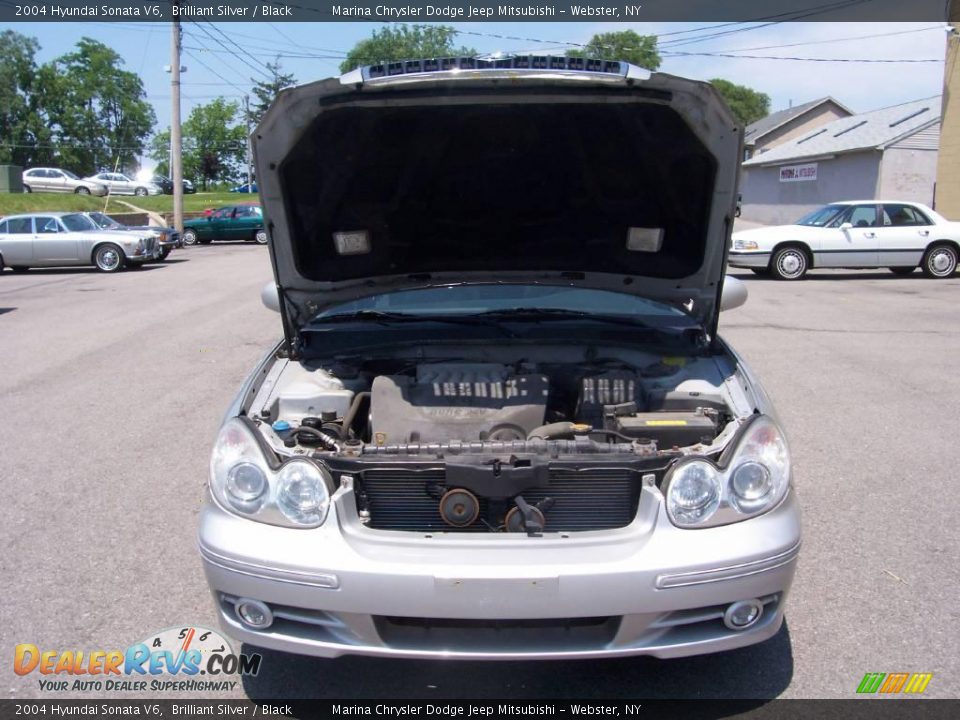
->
61;214;97;232
835;205;878;228
211;208;229;219
48;170;63;178
36;217;60;234
62;170;80;180
6;217;33;233
796;204;844;227
26;170;41;178
882;204;930;226
234;206;260;218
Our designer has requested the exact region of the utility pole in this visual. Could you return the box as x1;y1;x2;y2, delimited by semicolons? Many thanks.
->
170;4;184;233
244;95;253;193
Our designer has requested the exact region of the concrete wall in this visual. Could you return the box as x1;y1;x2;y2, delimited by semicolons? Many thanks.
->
878;147;938;205
751;103;851;157
740;151;881;225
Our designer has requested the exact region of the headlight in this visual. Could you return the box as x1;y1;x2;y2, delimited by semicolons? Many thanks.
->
209;418;332;528
734;239;759;250
276;460;330;526
665;415;790;528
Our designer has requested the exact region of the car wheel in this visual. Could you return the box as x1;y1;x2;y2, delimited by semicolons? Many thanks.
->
182;230;198;246
889;267;915;276
75;186;91;195
93;244;125;273
158;248;171;261
254;229;268;245
134;187;148;197
11;266;29;273
23;185;31;193
921;244;958;278
750;268;770;276
770;246;809;281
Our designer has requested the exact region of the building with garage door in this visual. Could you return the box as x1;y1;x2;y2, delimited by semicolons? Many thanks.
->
739;96;941;225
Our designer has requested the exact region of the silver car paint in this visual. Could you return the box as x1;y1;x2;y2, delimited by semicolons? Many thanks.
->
0;213;156;268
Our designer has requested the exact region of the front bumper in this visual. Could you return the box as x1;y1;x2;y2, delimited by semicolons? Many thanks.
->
728;250;772;268
199;485;800;660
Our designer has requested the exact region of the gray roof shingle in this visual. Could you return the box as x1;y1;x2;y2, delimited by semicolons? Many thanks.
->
744;97;852;146
743;96;941;167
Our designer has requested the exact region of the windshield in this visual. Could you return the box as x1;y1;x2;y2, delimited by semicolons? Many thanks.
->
314;285;690;324
61;213;98;232
87;212;121;229
63;170;80;180
796;204;844;227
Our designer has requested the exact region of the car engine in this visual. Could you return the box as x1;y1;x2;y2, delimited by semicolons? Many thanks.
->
247;351;740;535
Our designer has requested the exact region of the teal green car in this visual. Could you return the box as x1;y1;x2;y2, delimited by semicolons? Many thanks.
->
181;204;267;246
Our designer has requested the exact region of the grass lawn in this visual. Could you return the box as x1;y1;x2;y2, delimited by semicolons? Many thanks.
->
0;193;108;215
0;190;260;217
127;191;260;214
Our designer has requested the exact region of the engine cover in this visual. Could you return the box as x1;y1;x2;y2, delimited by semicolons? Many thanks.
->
370;363;548;444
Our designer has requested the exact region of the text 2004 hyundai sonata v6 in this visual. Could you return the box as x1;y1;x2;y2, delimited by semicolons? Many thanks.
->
198;58;801;660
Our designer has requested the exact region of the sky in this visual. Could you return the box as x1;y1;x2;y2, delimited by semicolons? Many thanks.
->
8;20;949;170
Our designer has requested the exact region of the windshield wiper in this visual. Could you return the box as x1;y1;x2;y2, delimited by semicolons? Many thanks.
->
311;310;518;336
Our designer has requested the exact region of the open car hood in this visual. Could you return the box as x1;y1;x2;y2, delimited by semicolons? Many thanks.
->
253;58;742;352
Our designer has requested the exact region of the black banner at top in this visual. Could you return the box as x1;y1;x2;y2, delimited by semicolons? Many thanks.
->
0;0;951;22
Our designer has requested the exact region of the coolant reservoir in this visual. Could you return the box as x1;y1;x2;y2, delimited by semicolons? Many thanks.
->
276;364;354;421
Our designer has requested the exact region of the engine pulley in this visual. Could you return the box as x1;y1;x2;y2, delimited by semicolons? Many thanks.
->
439;488;480;527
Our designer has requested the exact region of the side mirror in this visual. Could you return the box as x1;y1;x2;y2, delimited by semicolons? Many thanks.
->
261;282;280;313
839;222;852;230
720;275;748;312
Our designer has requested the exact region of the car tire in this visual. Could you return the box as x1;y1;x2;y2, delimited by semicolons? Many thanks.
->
134;187;148;197
75;187;91;195
254;229;268;245
920;243;958;279
182;230;198;246
889;267;915;276
770;246;809;281
158;248;171;261
93;243;125;273
23;185;31;193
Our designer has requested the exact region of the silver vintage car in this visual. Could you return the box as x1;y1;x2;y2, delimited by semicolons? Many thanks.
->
199;58;801;661
0;212;159;273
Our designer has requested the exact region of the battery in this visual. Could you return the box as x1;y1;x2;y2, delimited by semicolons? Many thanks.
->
613;410;717;449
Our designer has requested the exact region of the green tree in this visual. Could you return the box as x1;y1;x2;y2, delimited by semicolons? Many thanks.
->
0;31;52;167
48;38;156;174
710;78;771;126
247;58;296;128
152;99;247;189
339;25;475;73
567;31;661;70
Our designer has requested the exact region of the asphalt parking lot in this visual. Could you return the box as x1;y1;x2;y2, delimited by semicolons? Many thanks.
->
1;241;958;701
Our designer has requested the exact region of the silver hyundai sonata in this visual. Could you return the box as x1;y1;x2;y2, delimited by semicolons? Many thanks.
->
198;58;801;661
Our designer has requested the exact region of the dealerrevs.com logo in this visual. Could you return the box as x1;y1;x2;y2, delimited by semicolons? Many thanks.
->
15;626;261;693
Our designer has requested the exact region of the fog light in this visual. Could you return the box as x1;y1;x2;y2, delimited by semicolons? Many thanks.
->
234;598;273;629
723;599;764;630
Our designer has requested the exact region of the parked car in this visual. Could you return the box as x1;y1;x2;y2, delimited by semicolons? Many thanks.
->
84;211;181;261
729;201;959;280
21;168;108;196
84;172;162;197
147;175;197;195
0;212;158;272
198;58;799;662
182;204;266;245
230;182;258;193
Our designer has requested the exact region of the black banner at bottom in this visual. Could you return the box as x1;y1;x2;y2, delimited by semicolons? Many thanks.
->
1;700;958;720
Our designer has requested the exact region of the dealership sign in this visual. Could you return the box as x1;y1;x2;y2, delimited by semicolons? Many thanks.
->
779;163;818;182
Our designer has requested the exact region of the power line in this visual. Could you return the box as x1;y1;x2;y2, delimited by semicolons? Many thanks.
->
188;23;270;81
703;24;943;54
662;51;942;62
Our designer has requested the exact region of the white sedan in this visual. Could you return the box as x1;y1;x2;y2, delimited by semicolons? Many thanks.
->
729;201;959;280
